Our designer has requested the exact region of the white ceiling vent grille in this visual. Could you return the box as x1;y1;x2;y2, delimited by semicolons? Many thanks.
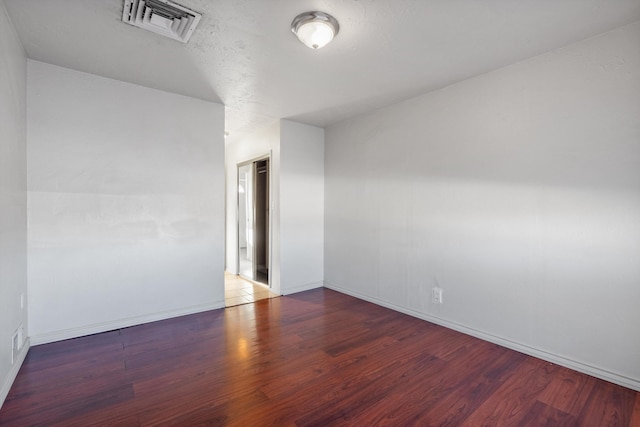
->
122;0;202;43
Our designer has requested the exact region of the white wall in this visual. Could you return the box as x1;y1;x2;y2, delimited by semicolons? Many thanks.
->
280;120;324;294
324;22;640;390
27;61;225;344
225;120;324;295
0;0;28;408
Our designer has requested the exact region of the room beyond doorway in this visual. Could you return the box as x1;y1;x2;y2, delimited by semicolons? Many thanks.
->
224;272;277;307
237;156;270;286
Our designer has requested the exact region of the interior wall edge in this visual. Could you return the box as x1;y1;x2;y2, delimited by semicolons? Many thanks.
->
324;281;640;393
0;0;28;412
0;339;30;410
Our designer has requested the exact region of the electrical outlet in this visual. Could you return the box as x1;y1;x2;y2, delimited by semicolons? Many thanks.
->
11;325;23;364
432;287;443;304
20;293;24;310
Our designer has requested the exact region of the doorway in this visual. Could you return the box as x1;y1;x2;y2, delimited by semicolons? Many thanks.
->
237;157;270;286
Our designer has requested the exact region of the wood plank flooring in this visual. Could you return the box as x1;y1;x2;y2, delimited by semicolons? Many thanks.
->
1;288;638;426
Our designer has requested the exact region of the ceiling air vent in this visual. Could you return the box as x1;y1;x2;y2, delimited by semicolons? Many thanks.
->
122;0;202;43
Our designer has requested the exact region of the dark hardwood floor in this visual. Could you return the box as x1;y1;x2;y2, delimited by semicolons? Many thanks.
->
1;288;638;426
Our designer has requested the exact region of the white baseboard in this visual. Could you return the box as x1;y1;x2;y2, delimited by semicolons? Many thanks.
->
30;301;225;346
0;338;31;410
324;282;640;392
283;280;323;296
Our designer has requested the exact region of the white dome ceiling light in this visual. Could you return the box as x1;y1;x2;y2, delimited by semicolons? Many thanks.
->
291;11;339;50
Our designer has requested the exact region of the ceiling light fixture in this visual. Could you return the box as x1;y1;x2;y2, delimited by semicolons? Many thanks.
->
291;11;339;49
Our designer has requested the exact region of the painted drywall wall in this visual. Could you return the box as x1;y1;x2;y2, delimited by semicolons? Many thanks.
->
0;0;28;407
280;121;324;294
225;120;324;295
27;61;225;344
324;22;640;390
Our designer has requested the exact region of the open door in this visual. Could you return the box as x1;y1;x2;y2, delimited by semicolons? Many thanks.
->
237;157;270;286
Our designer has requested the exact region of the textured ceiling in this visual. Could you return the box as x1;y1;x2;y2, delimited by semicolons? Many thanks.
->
4;0;640;141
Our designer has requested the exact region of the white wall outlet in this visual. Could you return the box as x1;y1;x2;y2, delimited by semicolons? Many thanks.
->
20;293;24;310
11;326;23;364
432;287;443;304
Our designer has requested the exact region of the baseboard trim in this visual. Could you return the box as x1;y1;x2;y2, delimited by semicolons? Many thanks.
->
0;338;31;409
324;282;640;392
283;280;323;295
30;301;225;346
